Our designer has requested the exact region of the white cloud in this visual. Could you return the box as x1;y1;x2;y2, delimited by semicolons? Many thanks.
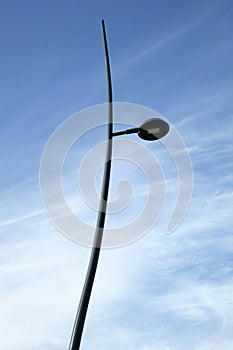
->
195;341;233;350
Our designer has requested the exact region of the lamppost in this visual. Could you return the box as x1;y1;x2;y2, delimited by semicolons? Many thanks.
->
68;19;169;350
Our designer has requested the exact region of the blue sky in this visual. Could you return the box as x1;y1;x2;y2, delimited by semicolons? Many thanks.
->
0;0;233;349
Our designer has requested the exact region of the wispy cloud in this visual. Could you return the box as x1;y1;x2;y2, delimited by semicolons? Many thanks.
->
0;208;43;229
120;12;213;70
0;161;232;349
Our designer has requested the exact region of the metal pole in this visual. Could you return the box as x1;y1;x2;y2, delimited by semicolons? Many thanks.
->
68;19;113;349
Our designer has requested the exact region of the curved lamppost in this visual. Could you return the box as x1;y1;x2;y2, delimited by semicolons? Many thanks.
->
68;19;169;349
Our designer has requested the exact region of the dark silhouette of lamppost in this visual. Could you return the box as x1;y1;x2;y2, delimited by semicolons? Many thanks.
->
68;19;169;350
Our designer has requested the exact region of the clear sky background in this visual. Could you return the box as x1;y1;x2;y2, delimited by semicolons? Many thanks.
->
0;0;233;349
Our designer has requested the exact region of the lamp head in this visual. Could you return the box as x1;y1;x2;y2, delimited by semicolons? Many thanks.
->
138;118;169;141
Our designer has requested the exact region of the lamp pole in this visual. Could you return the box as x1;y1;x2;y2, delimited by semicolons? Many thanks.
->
68;19;113;350
68;19;169;349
